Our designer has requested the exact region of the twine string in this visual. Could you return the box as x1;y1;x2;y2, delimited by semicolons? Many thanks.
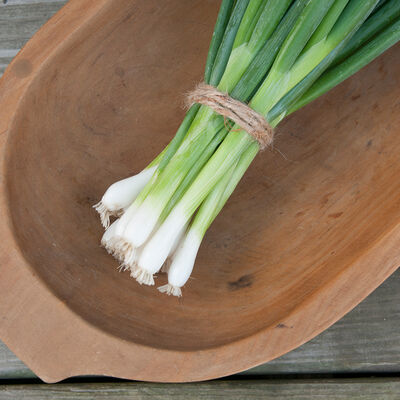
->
186;82;274;150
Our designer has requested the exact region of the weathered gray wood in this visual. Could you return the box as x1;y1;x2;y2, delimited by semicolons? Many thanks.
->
0;0;67;75
0;342;34;379
4;1;66;5
0;0;399;381
1;379;400;399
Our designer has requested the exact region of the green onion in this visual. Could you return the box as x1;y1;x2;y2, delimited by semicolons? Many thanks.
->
204;0;236;83
159;142;259;296
332;0;400;67
209;0;251;86
95;0;399;294
289;16;400;113
120;0;295;252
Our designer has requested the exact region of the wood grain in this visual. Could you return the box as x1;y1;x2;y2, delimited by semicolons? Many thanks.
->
249;268;400;375
1;379;400;399
0;0;63;380
0;3;398;379
2;2;398;380
0;270;398;379
0;0;64;382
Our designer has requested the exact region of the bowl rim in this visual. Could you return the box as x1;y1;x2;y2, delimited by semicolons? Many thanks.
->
0;0;398;383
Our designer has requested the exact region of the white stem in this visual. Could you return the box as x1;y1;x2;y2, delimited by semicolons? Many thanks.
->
94;166;156;228
166;230;201;288
161;222;188;273
138;207;187;275
106;203;139;264
122;203;160;247
115;203;138;237
170;221;188;257
160;258;172;274
126;222;161;286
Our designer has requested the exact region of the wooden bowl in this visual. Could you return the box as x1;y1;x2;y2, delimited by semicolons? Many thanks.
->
0;0;399;383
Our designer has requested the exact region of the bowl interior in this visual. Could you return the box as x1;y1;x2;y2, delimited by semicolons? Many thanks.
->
5;0;400;351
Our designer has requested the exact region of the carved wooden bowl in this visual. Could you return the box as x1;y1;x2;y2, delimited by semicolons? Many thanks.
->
0;0;398;383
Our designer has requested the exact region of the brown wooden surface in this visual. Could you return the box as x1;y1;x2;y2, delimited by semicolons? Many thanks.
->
0;0;398;390
0;269;399;379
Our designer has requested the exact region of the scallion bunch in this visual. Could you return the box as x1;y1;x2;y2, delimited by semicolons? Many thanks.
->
95;0;400;296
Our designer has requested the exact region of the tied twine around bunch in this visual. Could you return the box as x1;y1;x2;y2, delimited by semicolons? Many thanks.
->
186;82;274;150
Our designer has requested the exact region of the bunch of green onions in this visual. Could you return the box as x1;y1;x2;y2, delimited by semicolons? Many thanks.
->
95;0;400;297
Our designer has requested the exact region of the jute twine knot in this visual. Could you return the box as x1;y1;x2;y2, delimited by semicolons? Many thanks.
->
186;82;274;150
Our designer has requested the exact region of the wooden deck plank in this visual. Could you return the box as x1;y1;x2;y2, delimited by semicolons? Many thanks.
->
0;343;34;379
0;0;67;74
1;379;400;399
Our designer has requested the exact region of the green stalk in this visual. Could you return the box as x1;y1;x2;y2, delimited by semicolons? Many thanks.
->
209;0;251;86
371;0;390;15
267;0;335;76
199;0;394;223
249;0;336;114
218;0;293;92
175;129;254;219
190;142;259;239
131;0;247;207
231;0;309;101
136;1;255;213
156;105;200;172
134;0;297;221
332;0;400;66
232;0;266;49
145;0;337;222
204;0;236;83
133;105;202;207
103;0;400;289
189;162;238;240
160;126;229;220
144;0;238;184
238;0;269;45
267;0;380;124
181;0;386;262
288;17;400;114
166;0;394;288
134;106;224;211
303;0;350;52
172;0;380;223
248;0;293;54
193;0;394;255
